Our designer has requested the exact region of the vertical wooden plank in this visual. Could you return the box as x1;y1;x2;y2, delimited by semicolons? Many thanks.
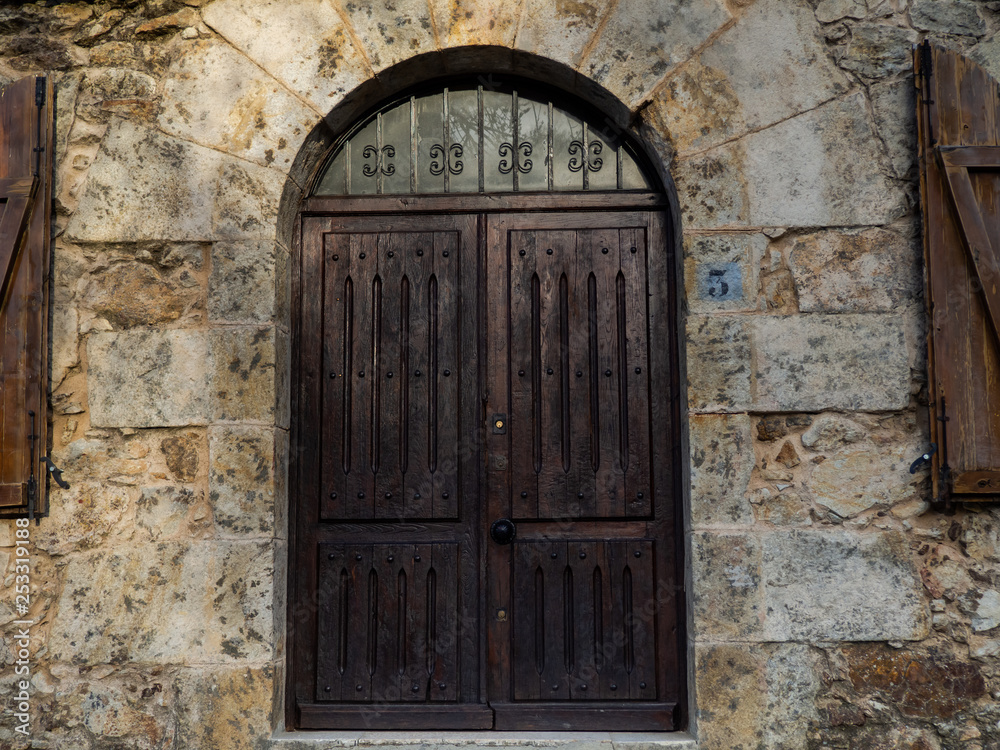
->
620;228;652;517
455;215;482;705
566;229;598;520
568;539;597;699
485;213;513;706
343;544;374;701
538;540;569;699
371;543;400;703
626;540;657;701
602;541;631;699
512;541;542;700
401;232;434;518
586;228;625;518
316;543;348;700
322;233;351;519
509;229;538;518
345;234;378;518
375;233;404;519
433;231;460;516
535;230;570;519
428;543;460;701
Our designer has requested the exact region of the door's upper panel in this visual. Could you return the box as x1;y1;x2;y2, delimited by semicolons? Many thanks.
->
313;83;654;196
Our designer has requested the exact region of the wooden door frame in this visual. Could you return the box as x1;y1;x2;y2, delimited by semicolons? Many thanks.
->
286;190;685;731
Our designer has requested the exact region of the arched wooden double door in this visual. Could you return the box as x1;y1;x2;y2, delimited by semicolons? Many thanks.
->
288;82;684;731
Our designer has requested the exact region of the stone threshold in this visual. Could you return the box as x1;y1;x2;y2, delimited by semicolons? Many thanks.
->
268;731;699;750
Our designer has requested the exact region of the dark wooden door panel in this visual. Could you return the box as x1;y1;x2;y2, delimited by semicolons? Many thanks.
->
511;539;657;701
321;228;465;520
317;542;460;703
294;213;483;729
504;223;653;521
485;211;680;731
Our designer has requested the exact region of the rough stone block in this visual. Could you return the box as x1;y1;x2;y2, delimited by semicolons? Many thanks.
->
870;78;917;181
686;315;751;412
764;644;822;748
788;227;921;313
201;0;370;114
674;147;750;229
137;485;210;541
158;38;317;171
33;482;131;556
211;327;279;423
427;0;521;47
81;260;204;328
209;425;277;537
173;664;277;750
210;241;278;324
751;314;910;412
342;0;437;72
684;233;766;313
694;644;766;750
808;444;914;518
88;330;210;427
691;532;762;640
49;540;277;663
762;530;929;641
653;0;849;154
742;93;904;226
689;414;755;527
815;0;866;23
838;23;917;79
582;0;731;108
911;0;986;36
516;0;606;68
65;120;286;242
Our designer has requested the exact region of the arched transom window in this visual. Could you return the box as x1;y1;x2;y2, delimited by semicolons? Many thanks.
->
314;83;654;195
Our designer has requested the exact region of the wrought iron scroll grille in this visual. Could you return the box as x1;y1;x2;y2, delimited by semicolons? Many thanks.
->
313;85;653;195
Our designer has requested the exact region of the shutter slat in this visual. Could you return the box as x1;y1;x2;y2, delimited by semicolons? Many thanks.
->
0;176;37;311
916;44;1000;502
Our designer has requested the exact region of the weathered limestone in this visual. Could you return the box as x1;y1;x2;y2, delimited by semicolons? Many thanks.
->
787;226;921;313
675;93;904;228
691;532;762;640
65;120;286;242
752;314;910;412
808;444;914;518
209;241;282;324
911;0;986;36
158;37;318;170
689;414;755;527
515;0;606;68
838;23;918;78
49;540;277;664
211;327;286;424
428;0;521;48
686;315;751;413
209;425;277;537
762;530;929;641
582;0;731;108
88;330;211;427
689;314;909;412
341;0;437;72
693;645;766;750
652;0;850;154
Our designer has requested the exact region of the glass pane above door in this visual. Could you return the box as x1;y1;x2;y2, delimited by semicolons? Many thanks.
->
313;83;655;196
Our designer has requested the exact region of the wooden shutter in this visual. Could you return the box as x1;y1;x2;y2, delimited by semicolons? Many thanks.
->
0;76;53;517
916;43;1000;502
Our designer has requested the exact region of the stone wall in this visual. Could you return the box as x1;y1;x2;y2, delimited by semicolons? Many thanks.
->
0;0;998;748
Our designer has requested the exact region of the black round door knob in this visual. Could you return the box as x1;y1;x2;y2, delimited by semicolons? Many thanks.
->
490;518;516;545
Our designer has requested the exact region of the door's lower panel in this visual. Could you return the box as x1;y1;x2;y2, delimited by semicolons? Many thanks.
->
493;702;677;731
512;540;657;701
298;704;494;730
